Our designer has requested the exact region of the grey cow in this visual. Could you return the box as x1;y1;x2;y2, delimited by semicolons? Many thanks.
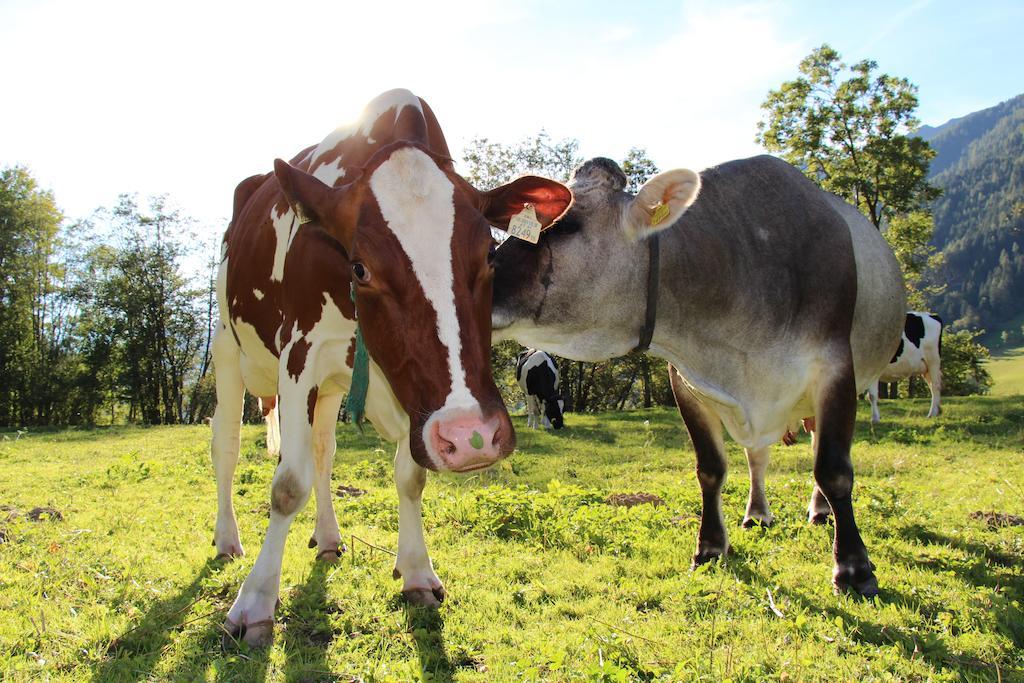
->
492;155;905;596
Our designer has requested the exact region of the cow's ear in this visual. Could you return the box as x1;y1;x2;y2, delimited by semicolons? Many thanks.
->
626;169;700;239
479;176;573;230
273;159;364;252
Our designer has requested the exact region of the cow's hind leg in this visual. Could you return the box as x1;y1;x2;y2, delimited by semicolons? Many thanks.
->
393;437;445;607
867;379;881;424
260;396;281;459
670;365;729;565
813;357;878;597
526;396;540;429
803;426;832;524
924;365;942;418
308;391;345;561
224;362;316;647
211;327;246;559
742;447;774;528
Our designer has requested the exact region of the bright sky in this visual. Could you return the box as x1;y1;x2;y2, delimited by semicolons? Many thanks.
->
2;0;1022;240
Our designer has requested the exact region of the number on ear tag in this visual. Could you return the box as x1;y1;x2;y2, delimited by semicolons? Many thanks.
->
507;204;542;243
650;202;670;227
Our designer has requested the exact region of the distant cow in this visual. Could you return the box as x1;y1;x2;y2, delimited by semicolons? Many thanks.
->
867;312;943;423
515;349;564;429
213;89;571;645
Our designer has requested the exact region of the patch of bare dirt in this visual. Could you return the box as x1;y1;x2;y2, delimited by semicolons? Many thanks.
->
969;511;1024;528
606;492;664;508
27;506;63;522
336;485;367;498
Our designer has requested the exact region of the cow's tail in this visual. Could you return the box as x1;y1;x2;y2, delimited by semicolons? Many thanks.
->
931;314;944;357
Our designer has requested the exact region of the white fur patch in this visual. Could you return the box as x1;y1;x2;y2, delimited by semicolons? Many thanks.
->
253;288;264;301
309;89;422;173
369;147;474;413
312;158;347;187
269;204;295;282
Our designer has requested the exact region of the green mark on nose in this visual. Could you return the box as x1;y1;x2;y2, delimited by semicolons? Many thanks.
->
470;431;484;450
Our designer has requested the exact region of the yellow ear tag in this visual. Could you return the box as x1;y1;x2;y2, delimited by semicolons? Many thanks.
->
507;204;542;243
650;202;670;227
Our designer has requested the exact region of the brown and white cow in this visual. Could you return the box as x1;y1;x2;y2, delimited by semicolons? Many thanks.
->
212;89;572;645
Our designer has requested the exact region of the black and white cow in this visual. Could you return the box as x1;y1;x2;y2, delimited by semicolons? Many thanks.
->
492;155;905;596
515;349;564;429
867;312;943;423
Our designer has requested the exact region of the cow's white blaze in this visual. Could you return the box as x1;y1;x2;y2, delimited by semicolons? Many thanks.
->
369;147;474;415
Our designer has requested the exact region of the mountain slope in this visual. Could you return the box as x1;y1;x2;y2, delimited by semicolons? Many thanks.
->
924;94;1024;333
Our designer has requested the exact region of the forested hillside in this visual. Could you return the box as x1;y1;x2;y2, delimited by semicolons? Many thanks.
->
922;94;1024;334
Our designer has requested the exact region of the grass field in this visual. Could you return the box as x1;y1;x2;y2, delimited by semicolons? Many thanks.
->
1;397;1022;681
989;346;1024;397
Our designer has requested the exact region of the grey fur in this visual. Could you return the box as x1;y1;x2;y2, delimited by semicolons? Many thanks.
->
493;154;905;450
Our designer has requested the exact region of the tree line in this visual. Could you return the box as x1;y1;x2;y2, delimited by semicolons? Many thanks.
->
0;169;215;426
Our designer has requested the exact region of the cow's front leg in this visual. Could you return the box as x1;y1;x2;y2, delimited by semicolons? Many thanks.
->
393;437;445;607
814;359;878;597
742;447;774;528
223;374;315;647
669;366;729;566
308;391;345;561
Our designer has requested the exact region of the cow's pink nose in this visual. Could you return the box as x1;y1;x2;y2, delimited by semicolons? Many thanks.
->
431;412;508;472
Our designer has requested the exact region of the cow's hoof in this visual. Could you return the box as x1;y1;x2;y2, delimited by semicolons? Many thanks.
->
691;547;726;568
742;515;774;529
808;512;832;525
221;617;275;649
315;546;346;563
833;560;879;598
402;586;446;608
213;536;244;560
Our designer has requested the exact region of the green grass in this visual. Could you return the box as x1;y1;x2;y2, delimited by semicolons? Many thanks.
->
989;346;1024;396
1;398;1023;681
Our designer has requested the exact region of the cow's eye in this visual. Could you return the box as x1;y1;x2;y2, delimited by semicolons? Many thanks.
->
352;262;371;283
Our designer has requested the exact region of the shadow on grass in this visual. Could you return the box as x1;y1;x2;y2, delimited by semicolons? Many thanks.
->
720;519;1024;679
403;603;453;682
281;561;339;682
88;558;270;682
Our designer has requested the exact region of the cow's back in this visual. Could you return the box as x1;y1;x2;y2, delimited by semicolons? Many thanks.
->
655;155;903;446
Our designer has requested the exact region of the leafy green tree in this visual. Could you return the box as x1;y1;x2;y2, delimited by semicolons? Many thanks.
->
756;44;944;308
941;329;993;395
757;44;940;229
0;166;75;426
886;210;944;309
75;196;204;424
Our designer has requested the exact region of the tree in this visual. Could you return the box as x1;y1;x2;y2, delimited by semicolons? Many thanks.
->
941;329;993;395
757;45;946;309
886;210;944;309
757;44;940;229
0;166;75;426
75;196;205;424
